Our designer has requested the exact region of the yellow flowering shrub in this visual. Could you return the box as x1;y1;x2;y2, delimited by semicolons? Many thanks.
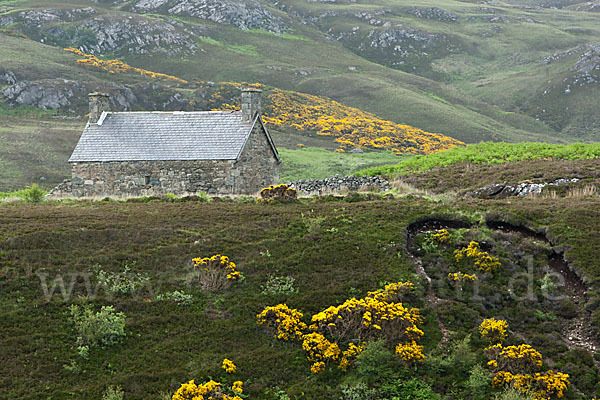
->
302;332;341;373
231;381;243;394
222;358;236;374
171;379;242;400
310;281;421;344
395;341;425;366
261;88;463;154
483;320;570;399
338;342;364;371
258;281;424;374
432;229;450;243
454;241;501;274
192;254;241;292
498;344;543;372
479;318;508;344
64;48;187;83
259;184;297;201
448;272;478;282
256;303;307;341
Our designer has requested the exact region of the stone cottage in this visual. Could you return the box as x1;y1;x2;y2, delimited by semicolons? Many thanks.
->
51;88;280;198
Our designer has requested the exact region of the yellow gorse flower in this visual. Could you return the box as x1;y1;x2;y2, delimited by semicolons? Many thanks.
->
222;358;236;374
64;48;187;84
483;320;570;400
257;281;425;374
479;318;509;344
454;241;501;273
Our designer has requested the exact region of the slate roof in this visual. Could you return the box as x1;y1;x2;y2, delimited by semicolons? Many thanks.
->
69;110;278;162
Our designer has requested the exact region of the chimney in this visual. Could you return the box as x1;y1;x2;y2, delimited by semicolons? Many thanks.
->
241;88;262;123
88;92;110;124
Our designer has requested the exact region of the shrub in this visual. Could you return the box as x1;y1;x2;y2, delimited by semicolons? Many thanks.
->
261;275;298;296
69;305;126;356
102;385;124;400
355;340;395;384
479;318;509;344
339;383;377;400
466;365;492;400
23;184;46;203
379;377;442;400
192;254;241;292
171;379;242;400
259;184;297;201
222;358;236;374
155;290;193;306
256;303;307;341
96;264;150;295
454;241;501;274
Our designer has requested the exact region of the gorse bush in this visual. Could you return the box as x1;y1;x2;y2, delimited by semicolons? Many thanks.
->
69;305;126;357
262;87;462;154
479;318;509;344
259;184;297;202
65;47;187;83
482;320;570;399
257;281;424;374
171;379;242;400
192;254;241;292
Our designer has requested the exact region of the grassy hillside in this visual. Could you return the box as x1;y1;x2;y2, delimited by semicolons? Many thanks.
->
1;180;599;399
0;0;589;145
361;142;600;176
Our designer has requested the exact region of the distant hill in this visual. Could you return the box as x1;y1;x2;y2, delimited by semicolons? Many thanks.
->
2;0;598;144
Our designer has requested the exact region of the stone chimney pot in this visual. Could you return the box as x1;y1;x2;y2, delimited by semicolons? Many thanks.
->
88;92;110;124
241;88;262;123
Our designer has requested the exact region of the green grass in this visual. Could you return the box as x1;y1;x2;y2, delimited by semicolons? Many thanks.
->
279;147;403;181
360;142;600;177
0;186;48;200
0;115;82;191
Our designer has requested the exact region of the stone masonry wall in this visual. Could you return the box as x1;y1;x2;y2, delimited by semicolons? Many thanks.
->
235;121;280;193
50;120;280;198
66;159;237;198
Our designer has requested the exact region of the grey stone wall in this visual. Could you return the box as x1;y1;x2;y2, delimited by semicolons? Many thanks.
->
50;121;280;198
235;121;280;193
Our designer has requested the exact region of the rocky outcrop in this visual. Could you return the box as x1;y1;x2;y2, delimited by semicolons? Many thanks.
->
2;79;85;110
406;7;457;22
51;14;197;56
285;175;391;196
470;178;580;198
131;0;287;33
0;70;17;85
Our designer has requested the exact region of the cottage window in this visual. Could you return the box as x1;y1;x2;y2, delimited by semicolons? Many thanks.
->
145;176;151;185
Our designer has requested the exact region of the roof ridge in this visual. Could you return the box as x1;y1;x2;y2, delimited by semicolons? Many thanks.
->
106;110;241;114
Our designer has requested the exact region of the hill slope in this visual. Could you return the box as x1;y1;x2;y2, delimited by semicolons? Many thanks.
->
1;0;593;144
1;167;599;399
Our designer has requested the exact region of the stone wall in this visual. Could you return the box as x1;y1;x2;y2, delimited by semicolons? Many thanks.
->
285;175;391;196
50;121;280;198
235;121;280;194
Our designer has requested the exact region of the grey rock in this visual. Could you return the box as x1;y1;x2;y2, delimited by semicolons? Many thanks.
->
132;0;287;33
2;79;85;110
0;70;16;85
